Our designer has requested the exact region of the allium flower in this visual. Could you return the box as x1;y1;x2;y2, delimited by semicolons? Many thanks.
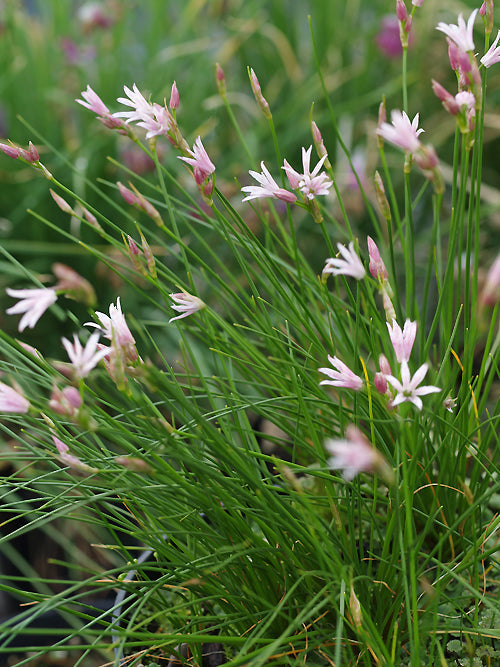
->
169;292;205;323
481;29;500;67
6;287;57;332
387;319;417;363
282;146;332;200
178;136;215;184
386;360;441;410
241;162;297;203
62;332;109;379
318;355;364;391
377;110;424;153
322;242;366;280
325;425;393;483
85;297;137;363
0;382;30;413
436;10;478;53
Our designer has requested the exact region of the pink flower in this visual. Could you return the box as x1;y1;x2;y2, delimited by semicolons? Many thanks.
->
241;162;297;203
6;287;57;332
0;382;30;413
377;110;424;153
169;292;205;323
436;10;478;53
322;242;366;280
325;425;393;483
412;0;424;6
367;236;388;281
318;355;364;391
386;360;441;410
282;146;332;200
387;319;417;363
481;29;500;67
114;83;155;124
62;332;109;379
85;297;137;363
137;103;174;140
178;136;215;184
76;85;124;130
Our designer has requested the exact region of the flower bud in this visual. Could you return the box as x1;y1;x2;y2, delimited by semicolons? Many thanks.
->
50;189;75;215
249;67;272;119
215;62;226;98
169;81;179;111
373;171;391;222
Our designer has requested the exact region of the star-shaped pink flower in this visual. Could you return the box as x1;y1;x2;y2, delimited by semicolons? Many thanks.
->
386;361;440;410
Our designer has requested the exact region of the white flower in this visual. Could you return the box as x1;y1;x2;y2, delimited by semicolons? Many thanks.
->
386;361;441;410
323;242;366;280
282;146;332;200
62;332;109;379
113;83;156;124
481;29;500;67
377;110;424;153
169;292;205;323
6;287;57;332
241;162;297;203
436;10;478;53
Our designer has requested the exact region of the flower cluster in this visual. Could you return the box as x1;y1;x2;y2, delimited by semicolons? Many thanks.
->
77;83;216;202
241;145;332;222
318;237;441;413
432;8;500;135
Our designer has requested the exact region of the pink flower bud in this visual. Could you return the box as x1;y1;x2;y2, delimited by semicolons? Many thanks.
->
118;181;139;206
0;142;21;159
169;81;179;110
215;62;226;97
432;80;460;115
52;262;96;306
374;372;388;395
50;189;75;214
374;171;391;222
396;0;408;22
447;39;460;70
367;236;389;281
249;67;272;119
